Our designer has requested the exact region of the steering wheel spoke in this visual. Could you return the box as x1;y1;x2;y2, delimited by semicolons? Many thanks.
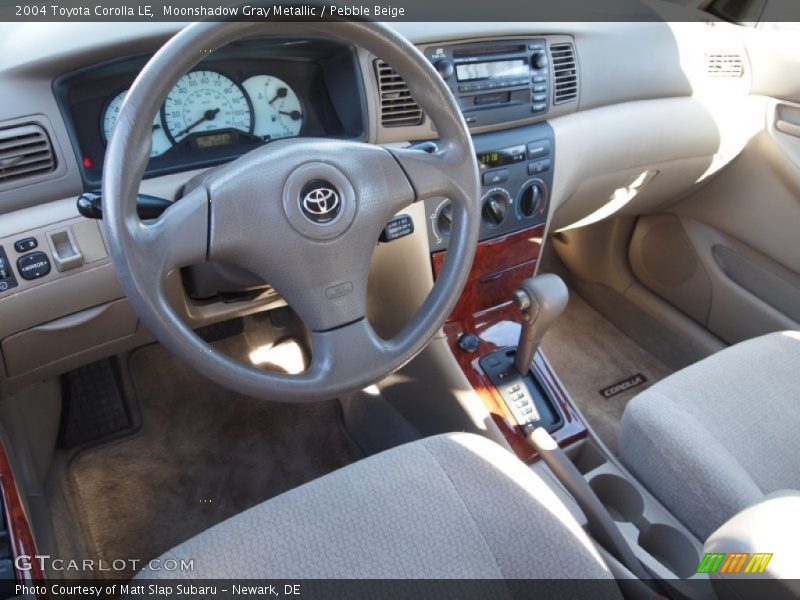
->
129;185;209;276
390;144;478;206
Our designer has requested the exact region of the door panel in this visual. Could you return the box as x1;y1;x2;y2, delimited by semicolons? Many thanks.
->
630;99;800;345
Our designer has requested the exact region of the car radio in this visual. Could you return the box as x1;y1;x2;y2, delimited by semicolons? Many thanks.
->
424;39;550;129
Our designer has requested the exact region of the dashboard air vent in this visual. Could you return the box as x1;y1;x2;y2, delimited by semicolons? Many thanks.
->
551;43;578;105
550;43;578;104
0;123;56;185
374;59;424;127
706;53;745;78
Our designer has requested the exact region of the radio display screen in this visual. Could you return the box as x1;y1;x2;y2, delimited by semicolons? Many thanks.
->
456;59;529;82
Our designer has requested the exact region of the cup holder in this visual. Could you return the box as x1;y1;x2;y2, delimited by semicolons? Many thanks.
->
589;473;644;523
638;524;699;578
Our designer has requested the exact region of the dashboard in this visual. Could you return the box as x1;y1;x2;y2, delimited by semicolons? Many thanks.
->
55;37;366;186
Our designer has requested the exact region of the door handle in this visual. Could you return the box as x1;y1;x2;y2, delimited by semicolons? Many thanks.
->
776;119;800;137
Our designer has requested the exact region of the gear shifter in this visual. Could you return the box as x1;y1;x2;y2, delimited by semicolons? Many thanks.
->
477;274;568;432
511;274;569;374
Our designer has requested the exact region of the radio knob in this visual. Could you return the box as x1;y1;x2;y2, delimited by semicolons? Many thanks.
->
531;51;548;70
434;58;455;80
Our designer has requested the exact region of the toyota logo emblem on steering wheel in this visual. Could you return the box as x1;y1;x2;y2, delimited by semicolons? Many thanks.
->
300;180;341;223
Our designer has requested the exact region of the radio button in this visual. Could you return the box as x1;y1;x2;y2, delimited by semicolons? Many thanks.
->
531;103;548;113
527;140;550;159
482;169;510;186
532;76;547;83
532;93;547;103
533;85;547;93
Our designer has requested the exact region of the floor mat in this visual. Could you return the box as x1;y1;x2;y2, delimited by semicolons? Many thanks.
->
541;291;672;455
68;326;361;579
61;359;132;448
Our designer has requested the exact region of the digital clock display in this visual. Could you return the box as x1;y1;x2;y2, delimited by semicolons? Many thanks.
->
478;145;526;167
479;152;501;166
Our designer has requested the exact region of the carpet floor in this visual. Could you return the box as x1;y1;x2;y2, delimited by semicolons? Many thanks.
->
541;291;672;455
66;321;361;579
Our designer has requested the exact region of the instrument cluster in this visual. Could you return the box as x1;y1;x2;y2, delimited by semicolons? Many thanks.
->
57;38;365;186
102;71;305;158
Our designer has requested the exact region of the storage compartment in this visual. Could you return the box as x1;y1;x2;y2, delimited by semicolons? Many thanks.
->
1;299;138;376
589;473;644;523
569;438;607;474
638;523;699;579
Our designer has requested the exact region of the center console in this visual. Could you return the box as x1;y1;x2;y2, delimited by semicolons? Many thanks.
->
424;121;586;463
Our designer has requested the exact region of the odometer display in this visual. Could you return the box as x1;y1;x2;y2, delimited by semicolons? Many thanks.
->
163;71;253;143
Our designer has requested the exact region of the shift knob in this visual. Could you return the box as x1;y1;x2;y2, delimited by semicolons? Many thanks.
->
513;274;568;374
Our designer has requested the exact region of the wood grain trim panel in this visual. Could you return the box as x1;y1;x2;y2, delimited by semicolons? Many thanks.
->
0;441;43;583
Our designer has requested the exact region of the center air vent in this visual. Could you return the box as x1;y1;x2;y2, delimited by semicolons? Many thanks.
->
706;53;745;78
374;59;424;127
551;43;578;105
0;123;56;185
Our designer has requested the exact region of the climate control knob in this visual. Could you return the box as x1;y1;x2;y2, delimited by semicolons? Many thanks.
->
518;182;545;218
436;202;453;237
481;189;510;228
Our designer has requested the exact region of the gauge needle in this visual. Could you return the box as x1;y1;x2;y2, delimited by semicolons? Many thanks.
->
269;87;288;104
176;108;220;138
279;110;303;121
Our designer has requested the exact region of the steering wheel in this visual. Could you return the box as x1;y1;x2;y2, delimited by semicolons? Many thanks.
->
103;21;481;403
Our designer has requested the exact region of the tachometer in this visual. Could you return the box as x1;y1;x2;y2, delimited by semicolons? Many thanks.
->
163;70;253;143
241;75;303;140
102;91;172;158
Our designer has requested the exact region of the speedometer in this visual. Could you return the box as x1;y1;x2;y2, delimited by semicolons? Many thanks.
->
102;91;172;158
163;71;253;144
241;75;303;140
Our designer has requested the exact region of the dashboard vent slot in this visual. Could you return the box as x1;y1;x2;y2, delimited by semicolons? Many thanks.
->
706;53;745;78
551;43;578;105
374;59;424;127
0;123;56;185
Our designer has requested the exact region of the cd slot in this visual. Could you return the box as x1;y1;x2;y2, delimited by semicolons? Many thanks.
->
453;44;526;57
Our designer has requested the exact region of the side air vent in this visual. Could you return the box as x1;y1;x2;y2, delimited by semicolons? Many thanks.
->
551;43;578;105
0;123;56;185
706;53;745;78
374;59;424;127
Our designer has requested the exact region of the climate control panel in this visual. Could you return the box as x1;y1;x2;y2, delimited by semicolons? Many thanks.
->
425;122;554;252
